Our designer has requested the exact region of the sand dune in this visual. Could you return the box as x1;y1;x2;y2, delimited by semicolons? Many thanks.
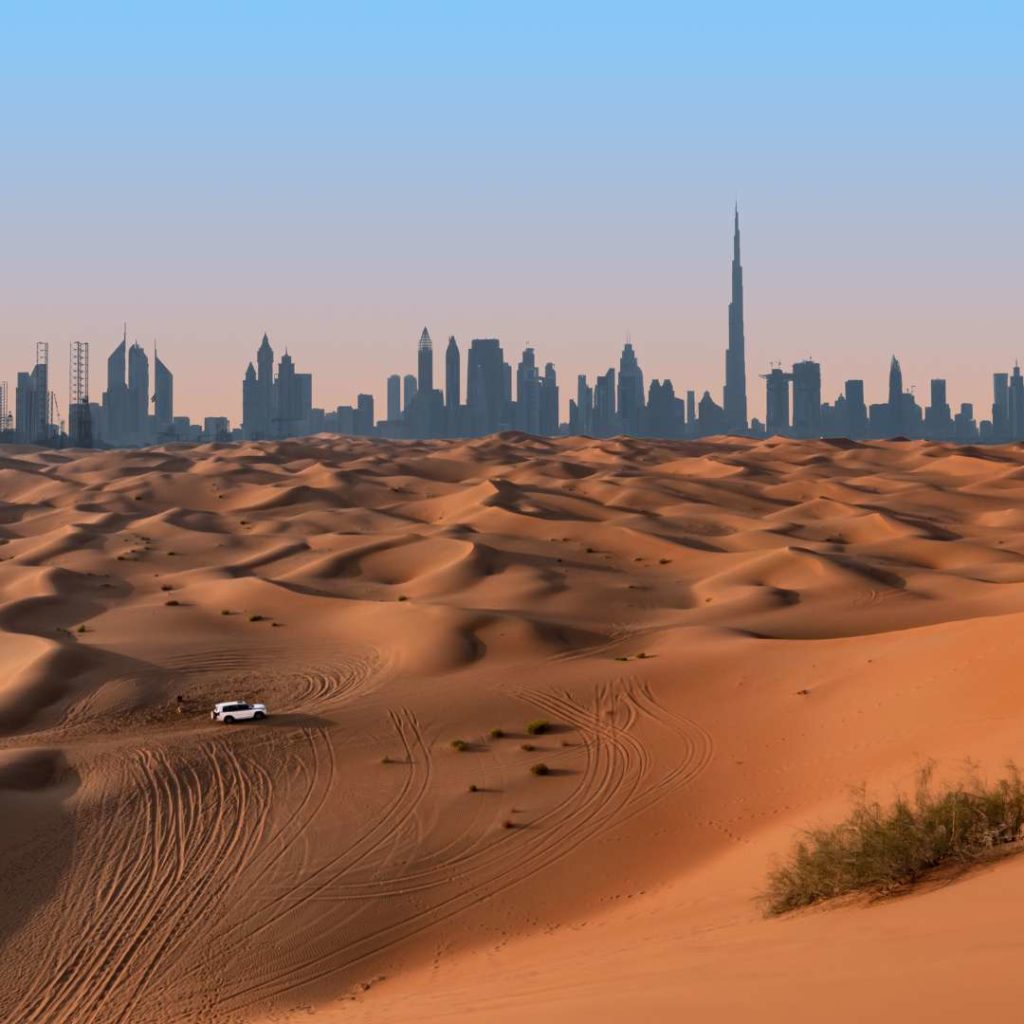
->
3;433;1024;1022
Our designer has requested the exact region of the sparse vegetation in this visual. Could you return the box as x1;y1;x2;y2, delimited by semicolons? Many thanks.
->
763;764;1024;916
489;728;505;739
502;819;516;829
249;614;266;622
397;595;408;602
521;743;535;752
165;600;180;607
77;625;86;633
526;719;551;736
221;609;233;615
468;784;479;793
161;584;173;591
530;763;551;776
381;755;392;764
450;739;469;752
659;558;671;565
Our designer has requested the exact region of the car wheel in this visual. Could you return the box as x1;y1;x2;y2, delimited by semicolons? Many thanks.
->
223;715;235;724
254;711;265;720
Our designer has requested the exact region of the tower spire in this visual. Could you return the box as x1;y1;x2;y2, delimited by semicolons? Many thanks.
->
723;205;748;433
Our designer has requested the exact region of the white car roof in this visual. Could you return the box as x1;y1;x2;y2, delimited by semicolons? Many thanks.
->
214;700;246;709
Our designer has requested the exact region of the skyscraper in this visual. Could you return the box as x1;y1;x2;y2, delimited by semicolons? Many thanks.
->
723;206;748;432
762;367;791;435
403;374;417;412
466;339;504;436
154;348;173;432
417;327;433;394
103;327;130;444
445;336;460;434
791;359;822;438
617;341;644;435
386;374;402;422
515;346;540;433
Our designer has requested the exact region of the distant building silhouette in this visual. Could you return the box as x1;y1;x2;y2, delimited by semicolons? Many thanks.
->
723;206;748;432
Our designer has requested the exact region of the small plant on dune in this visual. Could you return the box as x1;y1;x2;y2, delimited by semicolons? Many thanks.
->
221;609;232;616
489;728;505;740
502;819;516;830
77;625;86;633
161;584;173;591
763;764;1024;916
249;614;266;622
381;755;392;764
530;763;551;777
397;595;408;602
526;719;551;736
521;743;535;752
659;558;671;565
165;600;180;607
468;784;479;793
450;739;469;752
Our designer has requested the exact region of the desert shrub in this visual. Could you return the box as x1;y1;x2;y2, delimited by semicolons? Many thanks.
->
397;595;408;602
502;819;515;829
530;763;551;776
521;743;535;752
249;614;266;622
450;739;469;752
764;764;1024;916
165;600;180;607
526;720;551;736
489;728;504;740
468;784;479;793
221;609;232;615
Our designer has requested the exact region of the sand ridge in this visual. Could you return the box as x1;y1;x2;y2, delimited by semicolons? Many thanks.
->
3;433;1024;1021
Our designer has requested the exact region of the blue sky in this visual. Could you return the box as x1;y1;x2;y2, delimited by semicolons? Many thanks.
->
1;2;1020;421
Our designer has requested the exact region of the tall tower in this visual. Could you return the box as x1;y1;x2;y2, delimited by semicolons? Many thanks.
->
69;340;92;448
154;347;173;430
417;327;434;393
723;206;748;432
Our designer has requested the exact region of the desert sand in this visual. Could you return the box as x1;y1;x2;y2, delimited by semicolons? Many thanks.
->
3;432;1024;1023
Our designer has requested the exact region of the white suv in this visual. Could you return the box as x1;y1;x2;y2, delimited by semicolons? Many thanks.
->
211;700;268;723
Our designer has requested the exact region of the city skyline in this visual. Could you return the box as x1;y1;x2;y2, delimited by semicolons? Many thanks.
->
3;208;1023;448
0;5;1020;429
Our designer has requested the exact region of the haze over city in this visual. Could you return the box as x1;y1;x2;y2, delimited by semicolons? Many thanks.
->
1;3;1020;426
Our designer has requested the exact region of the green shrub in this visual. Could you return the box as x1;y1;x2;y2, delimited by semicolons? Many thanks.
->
764;764;1024;916
530;763;551;776
489;728;504;739
450;739;469;752
526;719;551;736
249;614;266;622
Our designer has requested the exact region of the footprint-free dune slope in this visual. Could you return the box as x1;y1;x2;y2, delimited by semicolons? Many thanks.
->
3;433;1024;1023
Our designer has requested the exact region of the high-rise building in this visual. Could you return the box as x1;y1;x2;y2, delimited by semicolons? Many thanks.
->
403;374;417;413
1009;364;1024;439
356;393;374;435
617;342;645;435
466;338;504;436
154;349;173;433
844;380;868;437
593;368;617;436
445;336;460;434
417;327;433;394
539;362;559;435
723;206;748;432
572;374;593;435
515;346;540;433
386;374;402;422
992;372;1010;438
762;367;791;435
791;359;822;438
127;342;150;441
925;378;952;438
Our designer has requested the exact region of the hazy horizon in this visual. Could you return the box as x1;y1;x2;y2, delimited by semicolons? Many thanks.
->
1;2;1021;426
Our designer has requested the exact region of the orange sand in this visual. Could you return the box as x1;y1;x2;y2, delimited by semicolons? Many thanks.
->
3;433;1024;1023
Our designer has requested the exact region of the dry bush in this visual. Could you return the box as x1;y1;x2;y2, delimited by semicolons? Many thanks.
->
764;764;1024;915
